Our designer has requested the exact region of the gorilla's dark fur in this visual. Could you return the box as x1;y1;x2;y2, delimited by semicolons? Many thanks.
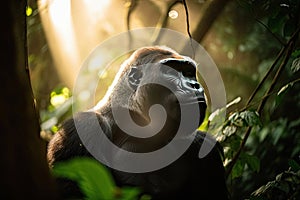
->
47;46;228;199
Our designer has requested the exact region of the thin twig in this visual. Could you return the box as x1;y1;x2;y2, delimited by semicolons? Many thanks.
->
244;26;300;109
182;0;192;39
255;18;286;46
243;47;285;109
257;41;295;113
182;0;195;58
243;77;300;110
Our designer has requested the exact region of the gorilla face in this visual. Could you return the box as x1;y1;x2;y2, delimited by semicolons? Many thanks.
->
125;50;206;127
107;46;207;152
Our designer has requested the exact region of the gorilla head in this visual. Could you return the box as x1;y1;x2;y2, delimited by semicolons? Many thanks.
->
47;46;228;200
93;46;207;151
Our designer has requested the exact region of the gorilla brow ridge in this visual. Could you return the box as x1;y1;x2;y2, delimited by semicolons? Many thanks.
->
130;46;181;67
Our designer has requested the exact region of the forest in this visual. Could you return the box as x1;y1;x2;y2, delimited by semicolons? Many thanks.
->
1;0;300;199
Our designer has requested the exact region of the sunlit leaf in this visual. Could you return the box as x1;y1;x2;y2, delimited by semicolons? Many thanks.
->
198;110;209;131
26;6;33;17
222;125;237;137
275;82;293;108
277;83;292;96
240;110;261;127
291;57;300;73
50;87;72;107
258;127;269;142
50;94;67;107
51;125;59;133
229;112;245;127
208;107;227;135
208;97;241;134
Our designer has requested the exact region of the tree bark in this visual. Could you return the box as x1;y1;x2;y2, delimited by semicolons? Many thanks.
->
0;1;59;199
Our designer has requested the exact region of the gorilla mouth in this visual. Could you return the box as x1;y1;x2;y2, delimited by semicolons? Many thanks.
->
179;91;206;106
180;97;205;105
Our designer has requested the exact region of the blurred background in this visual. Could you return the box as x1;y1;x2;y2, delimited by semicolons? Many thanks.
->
26;0;300;199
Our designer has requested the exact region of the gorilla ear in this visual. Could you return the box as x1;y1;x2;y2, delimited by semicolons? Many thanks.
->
128;66;143;90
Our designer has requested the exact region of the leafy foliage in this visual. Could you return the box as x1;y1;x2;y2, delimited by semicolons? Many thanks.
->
249;166;300;200
210;109;262;179
52;157;141;200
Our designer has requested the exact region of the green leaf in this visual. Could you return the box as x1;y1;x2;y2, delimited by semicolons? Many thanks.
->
268;15;286;35
231;159;245;179
139;194;152;200
222;133;242;149
288;159;300;171
198;109;209;132
52;157;116;200
242;153;260;173
272;120;287;145
292;49;300;58
222;125;237;137
228;112;245;127
277;83;292;96
208;97;241;134
208;107;227;135
118;187;141;200
240;110;261;127
291;57;300;73
275;82;293;108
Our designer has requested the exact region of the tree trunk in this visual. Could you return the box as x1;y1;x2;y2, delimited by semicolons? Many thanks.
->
0;1;59;199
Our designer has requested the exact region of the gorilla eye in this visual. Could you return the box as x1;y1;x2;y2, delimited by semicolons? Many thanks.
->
128;66;143;90
182;71;195;78
160;66;179;77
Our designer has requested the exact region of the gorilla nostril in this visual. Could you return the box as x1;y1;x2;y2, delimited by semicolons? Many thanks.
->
188;81;200;90
193;83;200;89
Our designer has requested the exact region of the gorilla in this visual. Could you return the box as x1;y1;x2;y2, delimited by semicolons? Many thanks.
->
47;46;228;199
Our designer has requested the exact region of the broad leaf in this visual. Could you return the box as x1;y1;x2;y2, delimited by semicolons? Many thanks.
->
52;157;116;200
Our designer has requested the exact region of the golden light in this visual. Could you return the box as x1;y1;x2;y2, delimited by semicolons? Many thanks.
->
38;0;113;88
168;10;178;19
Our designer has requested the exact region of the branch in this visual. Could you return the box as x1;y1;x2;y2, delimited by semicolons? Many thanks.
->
256;41;295;113
225;27;300;179
125;0;139;50
182;0;192;39
244;26;300;109
255;18;286;46
243;47;285;109
182;0;231;53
